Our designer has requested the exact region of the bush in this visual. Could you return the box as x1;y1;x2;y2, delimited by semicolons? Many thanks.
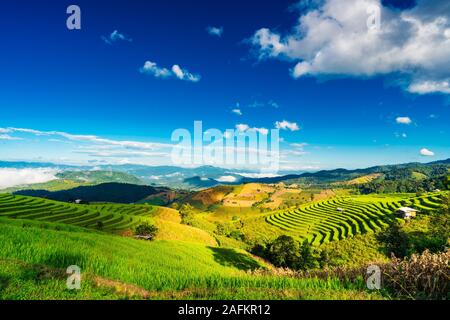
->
252;236;324;271
179;204;195;226
134;222;158;240
377;221;410;258
267;235;300;269
383;249;449;300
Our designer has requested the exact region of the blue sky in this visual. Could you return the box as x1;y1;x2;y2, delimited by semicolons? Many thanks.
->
0;0;449;171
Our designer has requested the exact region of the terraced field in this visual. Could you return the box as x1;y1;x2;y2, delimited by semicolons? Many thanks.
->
0;193;156;232
266;192;446;245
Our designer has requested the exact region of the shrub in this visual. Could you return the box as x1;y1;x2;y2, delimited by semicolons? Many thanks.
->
267;235;300;269
383;249;449;300
377;221;410;258
252;236;323;270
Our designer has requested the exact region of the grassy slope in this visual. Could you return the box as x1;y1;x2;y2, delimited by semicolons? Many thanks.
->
0;218;382;300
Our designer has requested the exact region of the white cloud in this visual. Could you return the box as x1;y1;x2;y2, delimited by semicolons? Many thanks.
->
206;26;224;37
290;142;308;148
140;61;200;82
216;175;237;182
0;134;22;140
395;132;408;138
408;80;450;94
236;124;250;132
235;124;268;135
235;172;281;178
250;127;269;135
0;127;171;150
171;64;201;82
396;116;412;125
140;61;171;78
102;30;132;44
250;0;450;94
275;120;300;131
231;108;242;115
248;100;280;108
420;148;435;156
0;168;58;189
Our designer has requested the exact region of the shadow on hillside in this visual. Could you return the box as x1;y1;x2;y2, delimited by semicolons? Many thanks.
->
40;251;87;270
0;274;10;293
209;247;261;271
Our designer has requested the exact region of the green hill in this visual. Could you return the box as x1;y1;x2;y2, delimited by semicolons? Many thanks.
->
56;170;143;185
0;218;380;299
1;170;143;193
14;182;166;204
265;192;447;245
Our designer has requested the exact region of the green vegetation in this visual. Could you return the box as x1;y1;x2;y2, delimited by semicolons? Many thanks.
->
378;194;450;258
56;170;143;185
0;193;155;232
134;222;158;240
0;170;143;194
15;182;165;204
265;193;446;245
252;236;325;270
0;218;381;299
0;177;448;300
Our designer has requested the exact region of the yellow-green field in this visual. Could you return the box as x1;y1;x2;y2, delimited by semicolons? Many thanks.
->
265;193;446;245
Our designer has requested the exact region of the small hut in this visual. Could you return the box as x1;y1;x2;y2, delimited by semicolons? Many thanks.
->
396;207;419;219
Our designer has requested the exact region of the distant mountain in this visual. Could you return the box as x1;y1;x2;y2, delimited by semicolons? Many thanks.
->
101;165;246;189
0;160;78;169
15;183;166;204
2;158;449;190
183;176;223;189
246;159;450;186
56;170;143;185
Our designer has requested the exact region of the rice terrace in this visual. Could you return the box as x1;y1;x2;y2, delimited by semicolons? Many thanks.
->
1;0;450;307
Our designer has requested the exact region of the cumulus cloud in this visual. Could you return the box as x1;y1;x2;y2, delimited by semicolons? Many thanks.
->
0;168;58;189
250;0;450;94
396;116;412;124
275;120;300;131
102;30;132;44
235;124;268;135
206;26;224;37
231;109;242;115
420;148;435;156
171;65;201;82
140;61;172;78
140;61;200;82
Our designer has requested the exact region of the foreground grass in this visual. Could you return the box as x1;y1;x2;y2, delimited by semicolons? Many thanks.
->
0;219;383;299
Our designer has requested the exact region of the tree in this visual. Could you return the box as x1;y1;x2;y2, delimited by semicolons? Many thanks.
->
428;194;450;251
267;235;300;268
298;239;319;270
377;221;410;258
134;222;158;240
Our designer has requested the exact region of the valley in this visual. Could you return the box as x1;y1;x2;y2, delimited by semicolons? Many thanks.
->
0;159;449;300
